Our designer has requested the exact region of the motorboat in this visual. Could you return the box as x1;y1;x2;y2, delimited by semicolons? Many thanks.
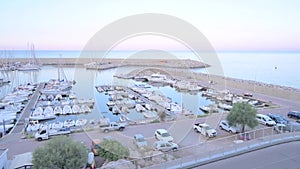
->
119;114;130;122
75;119;87;127
0;123;14;133
32;107;43;116
72;104;82;114
17;63;40;71
106;101;115;107
81;104;91;113
50;121;64;130
135;104;146;112
112;106;121;115
63;119;75;128
144;104;152;110
0;114;16;124
54;106;63;115
218;103;233;111
143;111;158;118
43;106;54;115
26;120;41;132
199;105;218;113
29;113;56;121
62;105;73;115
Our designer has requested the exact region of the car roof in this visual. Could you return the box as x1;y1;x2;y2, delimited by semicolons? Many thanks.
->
134;134;144;139
267;113;278;117
156;129;168;133
199;123;209;127
257;113;270;118
154;140;172;144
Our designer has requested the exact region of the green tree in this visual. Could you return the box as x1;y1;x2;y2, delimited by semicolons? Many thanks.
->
226;102;258;133
98;139;130;161
32;136;88;169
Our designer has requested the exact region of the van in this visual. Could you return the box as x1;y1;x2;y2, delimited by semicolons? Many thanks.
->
256;114;276;126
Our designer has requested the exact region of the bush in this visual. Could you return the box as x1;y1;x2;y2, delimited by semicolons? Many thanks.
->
32;136;88;169
98;139;130;161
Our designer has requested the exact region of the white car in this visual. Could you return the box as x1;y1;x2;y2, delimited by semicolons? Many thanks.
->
219;120;240;133
256;114;276;126
133;134;148;148
153;141;178;152
154;129;174;142
193;123;217;137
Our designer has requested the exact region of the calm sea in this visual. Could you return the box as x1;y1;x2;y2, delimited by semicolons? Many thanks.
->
2;50;299;89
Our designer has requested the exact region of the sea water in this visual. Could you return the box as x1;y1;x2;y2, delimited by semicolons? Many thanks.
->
1;50;299;88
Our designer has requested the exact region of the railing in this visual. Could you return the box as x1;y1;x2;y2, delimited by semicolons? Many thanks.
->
113;127;300;169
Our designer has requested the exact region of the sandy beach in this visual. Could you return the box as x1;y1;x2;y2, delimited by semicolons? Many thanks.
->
126;67;300;102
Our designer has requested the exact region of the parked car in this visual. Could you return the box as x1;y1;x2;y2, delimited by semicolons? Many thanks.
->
219;120;240;133
267;113;288;124
193;123;217;137
238;132;251;141
152;141;178;152
274;121;300;133
133;134;148;148
256;114;276;126
100;122;126;133
287;111;300;120
154;129;173;142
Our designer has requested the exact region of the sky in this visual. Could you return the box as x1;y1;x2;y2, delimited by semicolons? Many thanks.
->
0;0;300;51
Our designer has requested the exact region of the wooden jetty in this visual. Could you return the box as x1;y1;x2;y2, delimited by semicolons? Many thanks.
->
10;83;45;134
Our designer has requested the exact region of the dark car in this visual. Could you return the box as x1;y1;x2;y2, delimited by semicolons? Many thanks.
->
267;113;288;124
287;111;300;120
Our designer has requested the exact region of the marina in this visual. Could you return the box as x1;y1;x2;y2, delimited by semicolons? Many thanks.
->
0;1;300;168
0;62;280;138
0;59;299;169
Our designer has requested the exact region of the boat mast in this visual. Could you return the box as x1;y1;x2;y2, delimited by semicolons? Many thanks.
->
31;44;38;65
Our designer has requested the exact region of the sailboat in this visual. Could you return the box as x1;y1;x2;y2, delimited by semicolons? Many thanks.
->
17;44;40;71
42;58;74;94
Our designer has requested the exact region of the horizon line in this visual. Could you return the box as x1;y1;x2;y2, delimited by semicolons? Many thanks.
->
0;49;300;53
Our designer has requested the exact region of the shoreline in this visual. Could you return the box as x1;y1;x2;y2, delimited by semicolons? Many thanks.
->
2;58;209;69
2;57;300;101
126;67;300;102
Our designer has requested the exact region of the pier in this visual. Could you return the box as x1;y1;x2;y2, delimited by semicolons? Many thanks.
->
124;87;176;119
10;82;45;134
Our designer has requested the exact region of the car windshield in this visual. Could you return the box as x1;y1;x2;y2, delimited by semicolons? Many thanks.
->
137;137;145;142
162;133;170;137
205;126;212;130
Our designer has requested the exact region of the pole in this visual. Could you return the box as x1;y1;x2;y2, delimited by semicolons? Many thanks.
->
3;119;6;135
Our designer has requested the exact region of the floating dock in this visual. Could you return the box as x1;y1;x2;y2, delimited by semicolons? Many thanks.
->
10;83;45;134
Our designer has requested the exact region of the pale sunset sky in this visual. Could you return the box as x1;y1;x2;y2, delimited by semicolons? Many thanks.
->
0;0;299;51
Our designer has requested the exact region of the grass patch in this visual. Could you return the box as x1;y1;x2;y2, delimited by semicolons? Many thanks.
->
150;119;160;123
197;114;209;118
27;133;34;139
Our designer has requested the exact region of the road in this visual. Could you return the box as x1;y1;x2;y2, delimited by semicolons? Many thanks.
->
194;141;300;169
